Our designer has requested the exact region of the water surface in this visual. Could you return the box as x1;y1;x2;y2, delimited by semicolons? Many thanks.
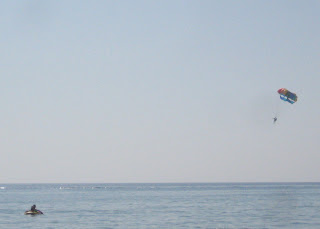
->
1;183;320;228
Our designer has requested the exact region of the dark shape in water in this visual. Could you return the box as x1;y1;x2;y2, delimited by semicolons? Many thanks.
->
24;204;43;215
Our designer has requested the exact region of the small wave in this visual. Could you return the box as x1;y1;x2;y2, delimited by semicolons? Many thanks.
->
91;186;107;189
0;187;5;190
59;187;75;190
59;186;108;190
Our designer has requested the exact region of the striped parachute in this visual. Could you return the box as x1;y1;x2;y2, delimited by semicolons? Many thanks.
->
277;88;298;104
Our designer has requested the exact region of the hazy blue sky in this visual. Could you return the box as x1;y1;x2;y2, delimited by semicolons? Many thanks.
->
1;0;319;183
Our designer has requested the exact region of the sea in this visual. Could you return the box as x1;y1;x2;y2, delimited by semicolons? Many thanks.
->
0;183;320;229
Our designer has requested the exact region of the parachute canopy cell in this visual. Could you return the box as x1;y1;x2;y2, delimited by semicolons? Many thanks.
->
277;88;298;104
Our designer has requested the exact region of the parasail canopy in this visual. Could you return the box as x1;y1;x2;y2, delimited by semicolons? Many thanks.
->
277;88;298;104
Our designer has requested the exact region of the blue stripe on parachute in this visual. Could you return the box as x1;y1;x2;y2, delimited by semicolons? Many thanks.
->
280;95;288;101
280;95;296;104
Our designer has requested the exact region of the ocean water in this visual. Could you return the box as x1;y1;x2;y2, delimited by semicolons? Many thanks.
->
0;183;320;228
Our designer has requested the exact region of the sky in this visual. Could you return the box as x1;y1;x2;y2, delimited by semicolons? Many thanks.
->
0;0;319;183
